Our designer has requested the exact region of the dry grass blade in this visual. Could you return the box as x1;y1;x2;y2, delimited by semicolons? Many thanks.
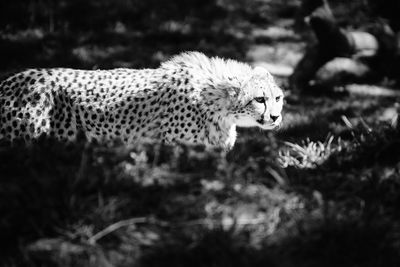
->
88;217;150;245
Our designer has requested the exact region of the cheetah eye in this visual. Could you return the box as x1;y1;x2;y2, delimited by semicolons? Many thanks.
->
254;97;265;103
275;96;282;102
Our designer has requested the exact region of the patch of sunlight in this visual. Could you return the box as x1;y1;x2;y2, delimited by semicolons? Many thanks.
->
72;45;126;65
247;43;305;67
278;112;313;131
201;179;225;192
122;163;183;186
159;20;192;34
204;185;305;244
252;26;296;40
2;28;45;41
346;84;400;97
253;62;293;77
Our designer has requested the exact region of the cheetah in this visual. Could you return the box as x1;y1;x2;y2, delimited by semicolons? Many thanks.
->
0;52;283;150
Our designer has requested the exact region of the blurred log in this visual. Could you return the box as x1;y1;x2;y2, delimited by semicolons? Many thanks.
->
313;58;376;88
348;31;379;58
307;4;352;57
289;0;388;91
289;44;334;91
295;0;331;29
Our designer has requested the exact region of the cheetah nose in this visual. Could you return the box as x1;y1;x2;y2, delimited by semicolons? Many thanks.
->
270;115;279;122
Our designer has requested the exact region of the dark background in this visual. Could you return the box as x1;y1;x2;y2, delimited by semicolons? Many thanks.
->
1;0;400;266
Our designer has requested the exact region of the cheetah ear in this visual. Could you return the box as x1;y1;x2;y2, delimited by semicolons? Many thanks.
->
222;83;241;99
253;66;272;77
201;82;241;109
218;83;242;109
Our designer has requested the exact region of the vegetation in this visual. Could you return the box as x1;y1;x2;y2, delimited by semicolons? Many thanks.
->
1;0;400;266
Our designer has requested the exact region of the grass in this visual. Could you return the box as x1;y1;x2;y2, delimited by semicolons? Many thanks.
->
1;96;399;267
278;135;342;169
1;0;400;266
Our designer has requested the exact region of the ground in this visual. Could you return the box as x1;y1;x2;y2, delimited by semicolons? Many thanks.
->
1;0;400;266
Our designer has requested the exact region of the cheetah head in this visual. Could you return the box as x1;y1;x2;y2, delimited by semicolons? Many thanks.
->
230;66;284;130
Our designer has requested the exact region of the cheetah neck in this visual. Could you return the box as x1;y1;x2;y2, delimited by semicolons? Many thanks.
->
205;112;237;150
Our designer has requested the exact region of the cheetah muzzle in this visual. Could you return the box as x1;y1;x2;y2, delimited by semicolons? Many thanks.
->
0;52;284;150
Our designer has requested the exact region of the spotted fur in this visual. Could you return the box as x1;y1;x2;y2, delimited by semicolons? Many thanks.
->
0;52;283;149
